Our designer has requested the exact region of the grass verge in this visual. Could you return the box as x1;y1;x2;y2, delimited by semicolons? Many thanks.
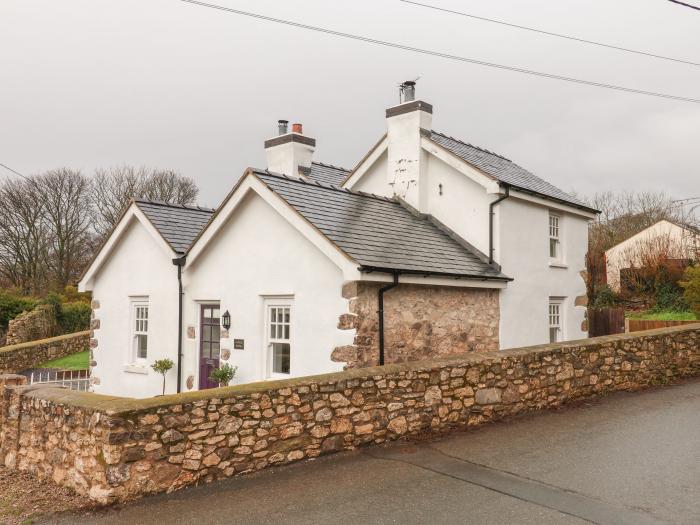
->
39;350;89;370
626;310;698;321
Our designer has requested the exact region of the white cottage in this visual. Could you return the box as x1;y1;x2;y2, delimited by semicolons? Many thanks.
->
80;84;598;398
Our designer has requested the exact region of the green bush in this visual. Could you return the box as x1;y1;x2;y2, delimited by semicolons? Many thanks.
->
652;281;688;312
0;290;37;330
210;363;237;387
151;358;175;395
59;301;92;332
39;293;91;333
680;265;700;319
592;285;616;309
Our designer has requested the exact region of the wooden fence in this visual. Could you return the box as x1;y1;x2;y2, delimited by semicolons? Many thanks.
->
588;308;626;337
626;319;699;333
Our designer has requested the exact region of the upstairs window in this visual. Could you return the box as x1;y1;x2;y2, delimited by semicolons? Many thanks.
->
267;301;291;376
549;300;562;343
131;299;149;361
549;213;560;259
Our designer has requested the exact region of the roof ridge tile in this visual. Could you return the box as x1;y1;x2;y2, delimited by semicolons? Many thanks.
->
134;198;216;213
254;169;395;203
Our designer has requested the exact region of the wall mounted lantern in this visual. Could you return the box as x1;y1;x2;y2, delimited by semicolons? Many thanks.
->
221;310;231;330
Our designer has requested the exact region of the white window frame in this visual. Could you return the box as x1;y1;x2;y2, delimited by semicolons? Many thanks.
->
549;213;561;261
264;297;293;379
129;298;149;364
548;298;564;343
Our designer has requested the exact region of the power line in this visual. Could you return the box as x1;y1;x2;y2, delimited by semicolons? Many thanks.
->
400;0;700;67
178;0;700;104
0;162;30;181
667;0;700;11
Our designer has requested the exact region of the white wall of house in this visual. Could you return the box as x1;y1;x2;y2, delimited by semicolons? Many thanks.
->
350;150;390;196
424;154;492;257
89;217;179;398
182;191;350;389
605;220;699;292
497;196;589;349
344;100;591;350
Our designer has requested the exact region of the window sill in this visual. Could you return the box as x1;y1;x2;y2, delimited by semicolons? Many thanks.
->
548;261;568;269
123;364;149;375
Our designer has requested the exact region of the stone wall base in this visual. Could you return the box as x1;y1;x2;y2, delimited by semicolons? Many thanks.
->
335;281;499;368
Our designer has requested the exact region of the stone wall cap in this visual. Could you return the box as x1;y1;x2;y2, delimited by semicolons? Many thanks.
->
20;324;700;416
0;330;90;353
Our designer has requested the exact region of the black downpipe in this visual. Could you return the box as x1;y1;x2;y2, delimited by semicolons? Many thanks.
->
489;185;510;265
378;272;399;366
172;256;186;393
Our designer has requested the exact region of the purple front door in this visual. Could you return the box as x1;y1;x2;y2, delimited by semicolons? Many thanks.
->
199;304;220;389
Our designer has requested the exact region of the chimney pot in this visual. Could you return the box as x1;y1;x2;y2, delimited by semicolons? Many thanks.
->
402;80;416;102
292;123;303;134
278;120;289;135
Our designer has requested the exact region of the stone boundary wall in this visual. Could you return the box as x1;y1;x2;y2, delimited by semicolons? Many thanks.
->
1;324;698;504
0;331;90;373
5;304;57;346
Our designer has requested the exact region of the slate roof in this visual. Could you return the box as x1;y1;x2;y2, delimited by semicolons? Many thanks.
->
135;199;214;254
427;130;595;211
306;162;350;186
252;169;510;280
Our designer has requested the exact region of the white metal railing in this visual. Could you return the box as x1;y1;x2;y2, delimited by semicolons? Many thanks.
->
29;369;90;392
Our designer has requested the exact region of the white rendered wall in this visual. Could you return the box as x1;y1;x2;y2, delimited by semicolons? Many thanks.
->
90;218;179;398
182;191;351;389
350;150;391;197
498;197;589;349
424;155;492;257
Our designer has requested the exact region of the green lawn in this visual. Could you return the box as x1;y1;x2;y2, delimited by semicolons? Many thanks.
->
626;310;698;321
39;350;89;370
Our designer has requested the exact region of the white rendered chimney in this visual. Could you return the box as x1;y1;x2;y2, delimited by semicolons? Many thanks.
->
386;82;433;213
264;121;315;179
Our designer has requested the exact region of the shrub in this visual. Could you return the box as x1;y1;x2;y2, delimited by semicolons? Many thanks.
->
592;285;616;309
59;301;92;332
42;292;63;322
652;281;688;312
0;290;37;330
680;265;700;319
210;363;237;387
151;358;175;395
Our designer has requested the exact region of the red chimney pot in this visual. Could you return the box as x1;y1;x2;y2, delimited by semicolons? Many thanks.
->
292;123;303;134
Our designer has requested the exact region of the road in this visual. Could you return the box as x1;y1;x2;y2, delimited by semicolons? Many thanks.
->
49;379;700;525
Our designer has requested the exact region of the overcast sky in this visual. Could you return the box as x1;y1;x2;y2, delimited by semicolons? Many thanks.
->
1;0;699;209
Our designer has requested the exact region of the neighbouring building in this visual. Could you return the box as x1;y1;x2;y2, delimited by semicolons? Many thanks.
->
605;219;699;292
79;82;598;398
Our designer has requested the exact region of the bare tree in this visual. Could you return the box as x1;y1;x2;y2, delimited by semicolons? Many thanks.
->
90;165;150;238
142;169;199;205
0;178;48;294
36;168;93;289
90;165;199;237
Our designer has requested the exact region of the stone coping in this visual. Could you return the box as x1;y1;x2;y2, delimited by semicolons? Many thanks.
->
0;330;90;353
21;323;700;416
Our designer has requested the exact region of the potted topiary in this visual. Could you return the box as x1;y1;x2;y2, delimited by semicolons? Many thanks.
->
210;363;237;387
151;358;174;395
